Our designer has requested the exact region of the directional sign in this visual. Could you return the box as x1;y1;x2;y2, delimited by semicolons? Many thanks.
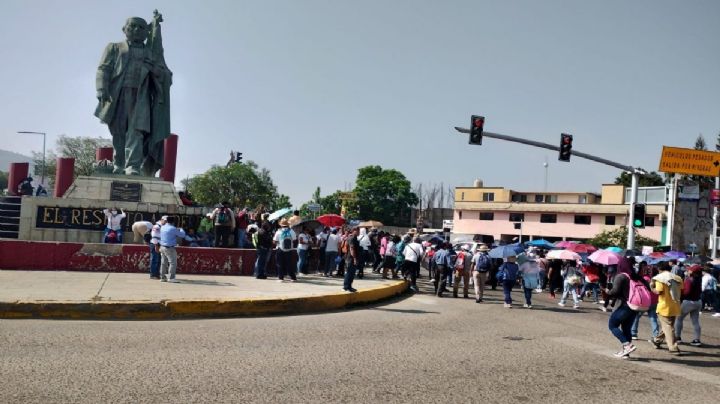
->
658;146;720;177
307;203;322;212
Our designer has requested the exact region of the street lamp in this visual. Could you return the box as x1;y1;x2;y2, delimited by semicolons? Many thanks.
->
17;131;46;185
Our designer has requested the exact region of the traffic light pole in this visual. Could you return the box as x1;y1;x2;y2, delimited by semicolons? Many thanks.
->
455;126;643;250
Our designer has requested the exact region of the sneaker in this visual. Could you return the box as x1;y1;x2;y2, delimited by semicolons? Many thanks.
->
648;339;662;349
573;305;580;309
690;340;702;347
289;279;297;282
523;304;530;308
277;279;284;282
613;344;637;358
558;302;566;307
527;305;533;309
160;278;167;282
168;279;180;283
631;335;639;340
599;299;605;304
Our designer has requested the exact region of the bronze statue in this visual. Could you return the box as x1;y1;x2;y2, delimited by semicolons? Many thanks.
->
95;10;172;176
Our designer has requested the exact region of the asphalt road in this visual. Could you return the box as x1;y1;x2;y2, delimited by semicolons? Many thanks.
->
2;278;719;404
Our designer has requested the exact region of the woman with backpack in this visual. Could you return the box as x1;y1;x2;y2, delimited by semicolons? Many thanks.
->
496;256;519;308
605;257;650;358
675;265;704;347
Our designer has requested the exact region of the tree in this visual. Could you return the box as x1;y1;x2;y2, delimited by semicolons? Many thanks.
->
354;165;418;226
0;171;8;193
689;134;713;190
614;169;666;187
185;161;284;209
585;226;659;249
31;135;111;186
298;188;345;217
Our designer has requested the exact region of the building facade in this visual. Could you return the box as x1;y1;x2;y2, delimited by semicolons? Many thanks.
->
453;182;666;245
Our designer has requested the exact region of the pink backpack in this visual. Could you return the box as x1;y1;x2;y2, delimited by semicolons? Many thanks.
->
622;273;652;312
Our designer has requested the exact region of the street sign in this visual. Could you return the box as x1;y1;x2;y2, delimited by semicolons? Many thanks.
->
307;203;321;212
659;146;720;177
442;219;454;230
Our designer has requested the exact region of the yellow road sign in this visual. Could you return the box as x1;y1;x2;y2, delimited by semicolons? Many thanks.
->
659;146;720;177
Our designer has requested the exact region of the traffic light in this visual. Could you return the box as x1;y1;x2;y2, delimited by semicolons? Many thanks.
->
469;115;484;145
235;152;243;163
632;203;646;228
558;133;573;162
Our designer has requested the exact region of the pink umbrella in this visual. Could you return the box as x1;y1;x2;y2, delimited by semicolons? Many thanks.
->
546;249;582;261
554;241;578;249
588;250;622;265
566;243;597;254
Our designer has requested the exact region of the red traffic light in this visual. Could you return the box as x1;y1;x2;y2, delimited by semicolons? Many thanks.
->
473;117;485;127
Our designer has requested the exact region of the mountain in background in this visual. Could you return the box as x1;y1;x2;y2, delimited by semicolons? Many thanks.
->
0;149;33;172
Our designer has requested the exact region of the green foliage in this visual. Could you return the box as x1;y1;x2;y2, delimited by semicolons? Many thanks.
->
614;169;666;187
688;134;714;190
298;189;345;217
0;170;8;193
185;161;284;208
585;226;659;249
354;165;418;226
31;135;111;186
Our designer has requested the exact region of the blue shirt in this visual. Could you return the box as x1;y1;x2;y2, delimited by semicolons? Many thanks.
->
434;249;454;267
159;224;186;247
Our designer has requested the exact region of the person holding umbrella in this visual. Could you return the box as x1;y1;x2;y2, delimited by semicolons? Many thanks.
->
496;256;519;308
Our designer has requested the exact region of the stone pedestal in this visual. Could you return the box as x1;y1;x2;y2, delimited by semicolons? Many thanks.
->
63;176;183;205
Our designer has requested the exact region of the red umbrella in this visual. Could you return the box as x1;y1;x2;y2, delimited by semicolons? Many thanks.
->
317;214;345;227
554;241;577;249
566;243;597;254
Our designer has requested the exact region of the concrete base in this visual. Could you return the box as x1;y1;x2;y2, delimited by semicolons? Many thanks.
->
63;175;182;205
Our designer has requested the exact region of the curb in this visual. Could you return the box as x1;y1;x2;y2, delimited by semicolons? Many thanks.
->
0;280;408;320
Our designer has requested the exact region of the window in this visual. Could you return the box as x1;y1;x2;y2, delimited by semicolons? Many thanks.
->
540;214;557;223
574;215;591;225
459;211;462;220
482;192;495;202
545;195;557;203
479;212;494;221
509;213;524;222
578;195;588;204
605;215;616;225
534;194;544;203
512;194;527;202
645;216;655;227
461;192;465;201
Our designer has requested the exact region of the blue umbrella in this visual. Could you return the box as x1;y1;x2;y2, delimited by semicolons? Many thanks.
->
489;244;524;259
524;239;555;249
606;247;623;253
267;207;292;222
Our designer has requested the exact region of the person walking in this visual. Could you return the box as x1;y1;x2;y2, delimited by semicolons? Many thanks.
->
649;262;683;354
324;228;340;277
675;265;704;346
701;265;719;316
296;226;311;275
631;265;660;342
273;218;297;282
497;256;519;308
433;243;453;297
605;257;646;358
453;246;472;299
578;261;601;304
471;245;492;303
158;216;186;283
403;236;425;293
519;254;541;308
558;260;582;309
382;235;398;279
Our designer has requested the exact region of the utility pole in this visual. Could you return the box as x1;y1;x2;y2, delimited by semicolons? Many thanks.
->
454;126;645;250
713;176;719;259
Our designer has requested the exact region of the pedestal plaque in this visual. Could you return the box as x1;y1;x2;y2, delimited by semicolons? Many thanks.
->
110;181;143;202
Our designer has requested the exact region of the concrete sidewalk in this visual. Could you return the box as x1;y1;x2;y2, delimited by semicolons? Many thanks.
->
0;270;408;320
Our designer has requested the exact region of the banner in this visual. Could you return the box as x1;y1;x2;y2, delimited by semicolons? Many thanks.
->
677;181;700;201
36;206;202;232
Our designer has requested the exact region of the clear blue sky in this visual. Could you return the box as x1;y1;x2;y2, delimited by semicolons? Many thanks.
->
1;0;718;206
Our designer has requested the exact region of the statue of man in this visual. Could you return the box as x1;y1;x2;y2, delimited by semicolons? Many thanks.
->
95;12;172;176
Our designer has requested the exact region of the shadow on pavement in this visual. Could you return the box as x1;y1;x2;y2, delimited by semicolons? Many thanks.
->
174;279;236;287
371;307;440;315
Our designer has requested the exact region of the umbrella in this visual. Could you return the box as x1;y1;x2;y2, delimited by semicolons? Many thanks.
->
643;256;673;265
565;243;597;254
665;251;687;259
524;239;555;249
317;214;345;227
647;251;665;258
685;255;710;265
554;241;578;249
546;249;582;261
358;220;383;228
292;219;323;233
267;207;292;222
488;244;524;259
606;246;623;253
588;250;622;266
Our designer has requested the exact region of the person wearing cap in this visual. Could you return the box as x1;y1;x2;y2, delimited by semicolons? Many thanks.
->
159;216;186;283
453;245;473;299
131;217;164;279
471;244;492;303
675;265;704;346
650;262;682;353
273;218;297;282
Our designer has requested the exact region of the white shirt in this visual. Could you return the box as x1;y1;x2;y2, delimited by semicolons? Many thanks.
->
150;221;163;245
325;234;340;252
702;272;717;291
273;228;297;250
385;241;396;257
103;209;126;230
297;232;310;251
317;232;329;247
403;242;424;263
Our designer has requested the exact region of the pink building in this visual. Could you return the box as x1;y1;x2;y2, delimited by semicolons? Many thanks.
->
453;181;665;245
